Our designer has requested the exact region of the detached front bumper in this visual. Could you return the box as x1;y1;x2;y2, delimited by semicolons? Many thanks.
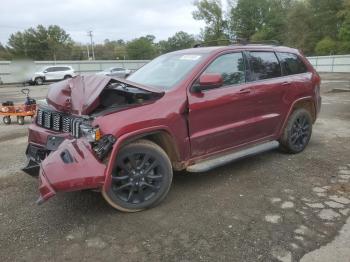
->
37;138;107;204
23;123;71;176
37;169;56;204
22;144;50;177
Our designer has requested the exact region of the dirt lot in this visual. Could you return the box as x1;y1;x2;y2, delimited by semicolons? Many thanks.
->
0;75;350;262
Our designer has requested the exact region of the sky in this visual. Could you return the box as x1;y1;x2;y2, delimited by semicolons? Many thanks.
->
0;0;206;45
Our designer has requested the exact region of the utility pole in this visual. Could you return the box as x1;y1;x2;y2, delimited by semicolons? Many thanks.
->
86;44;90;60
87;30;95;60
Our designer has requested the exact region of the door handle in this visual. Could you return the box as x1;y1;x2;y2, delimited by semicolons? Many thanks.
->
238;88;251;94
282;81;291;86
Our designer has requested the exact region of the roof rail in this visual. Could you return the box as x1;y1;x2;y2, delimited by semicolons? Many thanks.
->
193;38;280;48
192;38;231;48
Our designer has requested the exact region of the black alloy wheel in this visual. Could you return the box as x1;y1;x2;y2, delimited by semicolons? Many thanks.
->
290;114;311;151
102;140;173;212
279;109;313;154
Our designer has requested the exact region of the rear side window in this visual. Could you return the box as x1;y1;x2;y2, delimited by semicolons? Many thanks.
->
204;52;246;86
248;52;281;81
45;67;55;72
277;52;308;75
58;67;70;71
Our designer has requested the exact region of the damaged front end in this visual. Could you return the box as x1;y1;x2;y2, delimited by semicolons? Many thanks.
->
23;75;163;204
37;136;116;204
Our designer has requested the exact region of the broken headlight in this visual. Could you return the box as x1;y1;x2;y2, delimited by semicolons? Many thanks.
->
92;135;116;160
79;124;101;142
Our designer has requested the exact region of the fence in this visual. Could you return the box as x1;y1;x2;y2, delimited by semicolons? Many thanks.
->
0;60;149;84
307;55;350;73
1;54;350;84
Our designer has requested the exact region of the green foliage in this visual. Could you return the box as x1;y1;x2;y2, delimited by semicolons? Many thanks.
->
126;35;157;60
7;25;73;60
193;0;228;44
94;39;127;60
0;43;12;60
315;37;338;55
229;0;268;40
284;1;317;55
308;0;343;40
194;0;350;55
3;0;350;60
158;31;196;53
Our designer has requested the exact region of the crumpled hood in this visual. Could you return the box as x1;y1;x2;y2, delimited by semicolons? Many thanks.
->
46;75;163;115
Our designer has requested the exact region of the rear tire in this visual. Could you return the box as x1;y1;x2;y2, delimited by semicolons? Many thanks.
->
17;116;25;125
102;139;173;212
3;116;11;125
63;75;72;80
279;109;313;154
35;77;44;85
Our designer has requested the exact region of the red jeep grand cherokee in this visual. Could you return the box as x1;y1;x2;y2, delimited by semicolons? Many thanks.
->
23;44;321;212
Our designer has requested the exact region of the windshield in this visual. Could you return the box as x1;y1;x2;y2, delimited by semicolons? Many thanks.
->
127;53;207;90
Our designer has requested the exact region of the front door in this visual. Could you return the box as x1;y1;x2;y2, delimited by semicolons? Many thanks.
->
187;52;259;157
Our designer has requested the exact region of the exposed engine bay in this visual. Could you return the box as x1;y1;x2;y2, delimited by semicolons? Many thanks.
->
92;81;161;115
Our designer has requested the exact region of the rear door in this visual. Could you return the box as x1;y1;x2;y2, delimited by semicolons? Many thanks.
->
246;51;290;138
188;52;259;157
276;52;313;97
54;67;69;80
44;67;56;80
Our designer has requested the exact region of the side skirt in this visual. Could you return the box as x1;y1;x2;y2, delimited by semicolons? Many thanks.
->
186;141;279;173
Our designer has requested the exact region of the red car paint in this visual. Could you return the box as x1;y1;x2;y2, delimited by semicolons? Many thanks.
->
25;45;321;203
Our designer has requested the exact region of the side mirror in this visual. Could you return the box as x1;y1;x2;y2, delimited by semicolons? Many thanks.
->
192;73;223;93
43;70;48;73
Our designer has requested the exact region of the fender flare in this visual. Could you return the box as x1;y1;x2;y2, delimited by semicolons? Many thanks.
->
102;125;179;191
278;96;316;137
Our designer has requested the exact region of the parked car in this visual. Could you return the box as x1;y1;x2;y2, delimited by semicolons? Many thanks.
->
23;43;321;212
97;67;131;78
28;65;76;85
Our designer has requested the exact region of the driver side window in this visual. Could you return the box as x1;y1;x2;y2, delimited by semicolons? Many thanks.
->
204;52;246;87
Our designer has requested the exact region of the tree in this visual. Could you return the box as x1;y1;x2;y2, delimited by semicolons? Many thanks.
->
7;25;73;60
158;31;196;53
229;0;269;40
308;0;343;40
229;0;292;42
0;43;12;60
126;35;157;59
284;1;317;54
315;37;337;55
193;0;228;44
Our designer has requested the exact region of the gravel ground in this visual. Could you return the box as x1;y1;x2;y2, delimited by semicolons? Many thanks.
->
0;76;350;261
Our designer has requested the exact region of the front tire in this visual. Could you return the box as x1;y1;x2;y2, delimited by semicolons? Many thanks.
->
3;116;11;125
102;140;173;212
35;77;44;85
279;109;313;154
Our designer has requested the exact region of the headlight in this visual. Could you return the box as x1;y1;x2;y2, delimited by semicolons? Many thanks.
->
79;124;101;142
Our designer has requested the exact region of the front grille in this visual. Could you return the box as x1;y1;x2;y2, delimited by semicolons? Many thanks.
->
36;108;81;137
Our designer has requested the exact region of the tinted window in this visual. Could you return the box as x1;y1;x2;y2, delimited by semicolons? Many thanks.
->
45;67;55;72
47;67;68;72
58;67;70;71
204;53;245;86
277;52;308;75
248;52;281;81
112;68;124;72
